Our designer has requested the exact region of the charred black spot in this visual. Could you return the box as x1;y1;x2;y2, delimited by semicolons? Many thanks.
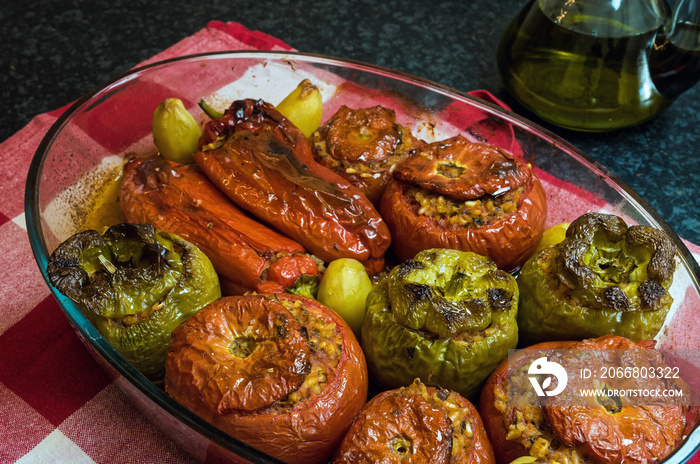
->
487;288;511;310
395;260;426;280
604;286;631;312
639;280;668;309
47;266;89;297
405;283;434;304
558;239;591;288
406;346;416;359
436;388;450;401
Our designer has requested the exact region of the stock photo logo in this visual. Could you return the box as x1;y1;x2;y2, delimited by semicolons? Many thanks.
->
527;356;568;397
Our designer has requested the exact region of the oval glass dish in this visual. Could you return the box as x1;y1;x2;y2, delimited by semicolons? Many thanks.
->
26;51;700;464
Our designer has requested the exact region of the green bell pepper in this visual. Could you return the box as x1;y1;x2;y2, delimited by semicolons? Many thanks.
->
361;248;519;398
47;223;221;379
517;212;677;344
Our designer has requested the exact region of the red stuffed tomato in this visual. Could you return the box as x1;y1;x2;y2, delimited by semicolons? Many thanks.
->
380;135;546;272
479;335;688;464
312;105;423;207
479;340;572;464
164;293;368;464
334;378;495;464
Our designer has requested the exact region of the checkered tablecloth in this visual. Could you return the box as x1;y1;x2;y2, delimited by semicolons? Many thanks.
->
0;21;292;464
2;20;699;464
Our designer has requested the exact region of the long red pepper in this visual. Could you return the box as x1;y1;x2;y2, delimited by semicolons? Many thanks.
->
119;156;319;294
195;98;391;274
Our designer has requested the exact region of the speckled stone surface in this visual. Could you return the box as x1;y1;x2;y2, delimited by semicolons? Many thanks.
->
2;0;699;245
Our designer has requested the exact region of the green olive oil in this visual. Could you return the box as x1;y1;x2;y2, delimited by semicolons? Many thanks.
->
498;0;670;131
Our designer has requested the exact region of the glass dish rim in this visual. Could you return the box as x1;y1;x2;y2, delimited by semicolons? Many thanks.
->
24;49;700;464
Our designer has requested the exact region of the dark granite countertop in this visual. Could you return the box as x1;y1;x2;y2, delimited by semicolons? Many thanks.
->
3;0;699;246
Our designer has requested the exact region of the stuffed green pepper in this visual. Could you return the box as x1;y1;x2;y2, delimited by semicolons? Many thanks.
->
361;248;519;398
47;223;221;379
517;212;677;344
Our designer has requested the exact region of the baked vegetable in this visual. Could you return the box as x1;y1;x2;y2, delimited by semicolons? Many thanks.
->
165;293;368;464
361;248;519;398
479;334;688;464
333;378;496;464
534;222;570;253
119;156;320;295
276;79;323;138
517;212;677;344
316;258;373;337
380;135;546;272
194;98;391;275
312;105;423;206
46;223;221;379
151;97;201;164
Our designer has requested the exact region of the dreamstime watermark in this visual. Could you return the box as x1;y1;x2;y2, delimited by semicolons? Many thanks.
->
507;348;700;408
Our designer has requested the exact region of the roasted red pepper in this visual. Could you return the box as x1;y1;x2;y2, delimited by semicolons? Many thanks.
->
119;156;319;295
380;135;547;272
195;98;391;275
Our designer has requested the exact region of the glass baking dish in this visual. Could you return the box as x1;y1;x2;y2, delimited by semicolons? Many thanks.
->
25;51;700;464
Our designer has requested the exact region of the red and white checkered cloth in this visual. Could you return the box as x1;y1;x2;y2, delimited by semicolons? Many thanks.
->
2;20;699;464
0;21;291;464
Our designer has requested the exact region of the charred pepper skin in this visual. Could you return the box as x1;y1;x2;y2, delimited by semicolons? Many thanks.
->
517;212;678;344
46;223;221;379
361;248;519;398
195;98;391;275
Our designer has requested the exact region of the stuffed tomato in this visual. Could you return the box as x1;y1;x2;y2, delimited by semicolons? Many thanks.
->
164;293;368;464
479;334;689;464
380;135;546;272
333;378;495;464
361;248;519;398
312;105;423;206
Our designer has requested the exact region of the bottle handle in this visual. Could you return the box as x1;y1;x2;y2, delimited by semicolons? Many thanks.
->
666;0;700;47
649;0;700;100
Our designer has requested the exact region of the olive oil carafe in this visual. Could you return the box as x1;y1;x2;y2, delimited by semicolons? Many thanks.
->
498;0;700;131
